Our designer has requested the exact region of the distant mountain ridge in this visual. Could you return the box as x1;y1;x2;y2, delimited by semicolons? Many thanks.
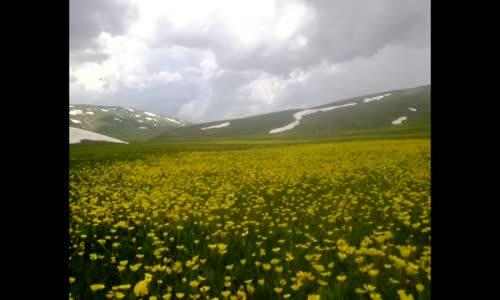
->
69;104;188;142
151;85;430;141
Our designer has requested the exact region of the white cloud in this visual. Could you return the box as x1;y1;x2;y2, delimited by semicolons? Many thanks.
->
70;0;430;122
273;3;310;40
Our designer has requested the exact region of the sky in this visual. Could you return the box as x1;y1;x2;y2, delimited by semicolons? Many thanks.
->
70;0;430;123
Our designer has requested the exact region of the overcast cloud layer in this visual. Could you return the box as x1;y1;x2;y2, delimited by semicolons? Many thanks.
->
70;0;430;123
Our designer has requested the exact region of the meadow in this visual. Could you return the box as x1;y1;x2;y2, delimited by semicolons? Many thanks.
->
69;139;430;300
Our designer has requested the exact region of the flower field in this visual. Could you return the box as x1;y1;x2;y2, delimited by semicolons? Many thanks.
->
69;139;430;300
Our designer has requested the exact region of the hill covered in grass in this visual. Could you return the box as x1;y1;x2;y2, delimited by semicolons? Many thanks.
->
69;104;188;142
151;85;430;141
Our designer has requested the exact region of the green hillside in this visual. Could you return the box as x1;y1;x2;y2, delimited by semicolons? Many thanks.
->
151;85;430;141
69;104;188;142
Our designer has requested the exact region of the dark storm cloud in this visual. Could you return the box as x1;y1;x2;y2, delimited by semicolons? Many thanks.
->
70;0;138;66
152;0;430;76
302;0;430;60
70;0;138;49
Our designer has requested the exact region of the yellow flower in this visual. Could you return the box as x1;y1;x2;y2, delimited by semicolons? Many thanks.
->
369;292;382;300
416;284;424;292
115;292;125;299
90;284;105;292
134;280;149;297
275;266;284;273
336;275;347;283
236;290;246;298
356;284;376;294
69;277;76;284
130;263;142;272
262;264;271;271
272;247;281;253
279;279;287;286
200;286;210;293
397;290;414;300
307;295;320;300
296;271;315;281
283;294;291;299
176;292;185;299
240;259;246;265
221;291;231;298
312;264;325;272
273;287;283;294
398;245;416;258
368;269;379;277
113;284;131;290
162;294;172;300
225;264;234;271
189;280;200;288
172;261;183;273
270;258;280;265
389;278;400;284
150;297;158;300
317;279;328;286
246;284;255;294
217;243;228;255
257;279;265;286
291;282;303;291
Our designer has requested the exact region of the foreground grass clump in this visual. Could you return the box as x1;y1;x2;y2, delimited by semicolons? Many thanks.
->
69;139;430;300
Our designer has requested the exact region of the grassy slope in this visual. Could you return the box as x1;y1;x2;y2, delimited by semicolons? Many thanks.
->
69;104;186;142
151;85;430;142
70;135;430;170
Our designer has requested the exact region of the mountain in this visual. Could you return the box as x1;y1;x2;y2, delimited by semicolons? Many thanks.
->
69;104;188;142
151;85;430;141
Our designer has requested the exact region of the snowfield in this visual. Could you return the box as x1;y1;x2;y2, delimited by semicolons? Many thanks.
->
392;116;408;125
70;127;128;144
269;103;357;134
201;122;231;130
363;93;392;103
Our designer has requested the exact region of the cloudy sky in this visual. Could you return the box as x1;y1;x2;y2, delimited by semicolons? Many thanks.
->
70;0;430;123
